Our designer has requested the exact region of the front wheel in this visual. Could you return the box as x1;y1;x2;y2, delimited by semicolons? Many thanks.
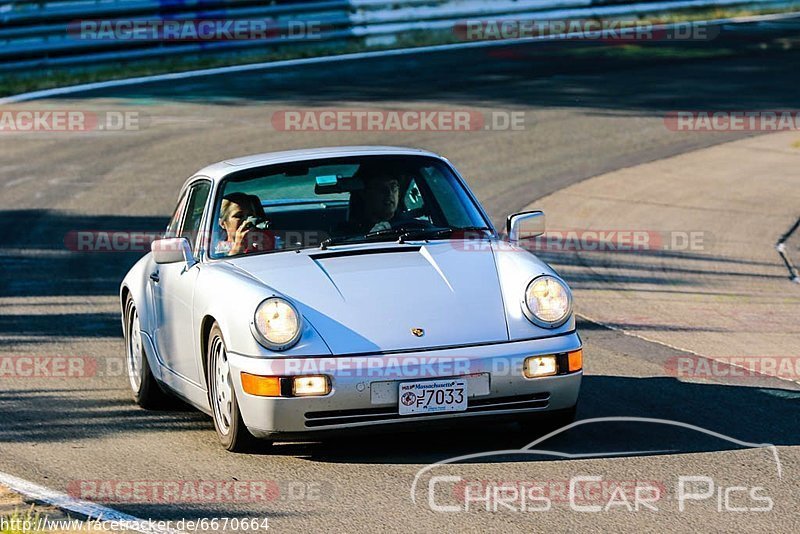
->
207;323;261;452
124;296;171;409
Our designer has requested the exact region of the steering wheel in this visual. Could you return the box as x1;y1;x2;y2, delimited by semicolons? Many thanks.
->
392;215;434;230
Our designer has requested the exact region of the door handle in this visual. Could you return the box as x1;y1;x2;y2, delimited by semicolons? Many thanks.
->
149;271;160;283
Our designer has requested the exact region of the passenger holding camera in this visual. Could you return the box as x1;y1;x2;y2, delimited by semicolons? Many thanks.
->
216;193;274;256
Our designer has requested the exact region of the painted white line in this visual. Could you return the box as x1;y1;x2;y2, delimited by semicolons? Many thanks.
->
0;471;183;534
0;11;798;105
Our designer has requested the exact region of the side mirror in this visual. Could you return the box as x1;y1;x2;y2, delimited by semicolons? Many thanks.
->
507;211;545;244
152;237;196;266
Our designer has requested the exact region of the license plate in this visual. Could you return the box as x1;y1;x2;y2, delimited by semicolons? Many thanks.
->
398;378;468;415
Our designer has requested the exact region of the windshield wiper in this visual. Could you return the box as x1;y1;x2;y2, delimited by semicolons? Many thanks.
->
320;226;492;250
397;226;492;243
364;227;409;240
320;227;409;250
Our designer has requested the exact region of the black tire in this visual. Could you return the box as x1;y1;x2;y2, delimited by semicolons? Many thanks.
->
206;323;261;452
124;296;172;410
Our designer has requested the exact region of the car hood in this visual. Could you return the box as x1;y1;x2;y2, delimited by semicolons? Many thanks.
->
229;241;511;354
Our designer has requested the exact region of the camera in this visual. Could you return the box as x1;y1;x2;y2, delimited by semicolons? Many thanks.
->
244;216;270;231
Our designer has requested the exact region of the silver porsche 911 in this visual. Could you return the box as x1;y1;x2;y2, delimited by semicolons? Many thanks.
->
120;146;583;451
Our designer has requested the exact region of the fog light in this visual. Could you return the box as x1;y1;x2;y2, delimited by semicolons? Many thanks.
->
241;373;281;397
523;355;558;378
568;349;583;372
292;376;330;397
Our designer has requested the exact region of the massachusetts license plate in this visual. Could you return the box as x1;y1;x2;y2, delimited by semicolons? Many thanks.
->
398;378;468;415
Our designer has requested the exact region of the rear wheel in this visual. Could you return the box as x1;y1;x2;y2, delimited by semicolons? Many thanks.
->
124;296;171;409
207;323;261;452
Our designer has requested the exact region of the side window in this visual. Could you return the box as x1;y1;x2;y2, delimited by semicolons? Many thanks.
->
180;182;212;248
404;178;424;211
165;190;188;238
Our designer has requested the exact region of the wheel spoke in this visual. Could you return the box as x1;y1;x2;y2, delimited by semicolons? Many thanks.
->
212;337;234;435
127;307;143;392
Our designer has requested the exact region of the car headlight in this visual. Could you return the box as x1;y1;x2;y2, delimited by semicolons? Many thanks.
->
522;275;572;328
252;297;302;350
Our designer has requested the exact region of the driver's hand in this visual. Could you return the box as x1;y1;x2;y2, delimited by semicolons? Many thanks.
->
229;220;253;255
368;221;392;233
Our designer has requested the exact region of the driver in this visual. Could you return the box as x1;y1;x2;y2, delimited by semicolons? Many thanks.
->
343;171;401;234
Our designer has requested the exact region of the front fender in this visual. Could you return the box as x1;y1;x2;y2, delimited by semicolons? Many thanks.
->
491;241;577;340
192;261;333;360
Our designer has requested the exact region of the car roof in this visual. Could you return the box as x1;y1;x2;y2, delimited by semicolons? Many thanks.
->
188;146;445;186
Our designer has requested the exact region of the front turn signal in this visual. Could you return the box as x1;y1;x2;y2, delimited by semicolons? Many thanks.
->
241;373;282;397
568;349;583;372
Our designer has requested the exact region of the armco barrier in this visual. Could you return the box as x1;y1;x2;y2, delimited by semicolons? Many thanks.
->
0;0;796;71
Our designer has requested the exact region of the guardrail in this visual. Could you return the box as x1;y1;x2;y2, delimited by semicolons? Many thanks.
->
0;0;795;71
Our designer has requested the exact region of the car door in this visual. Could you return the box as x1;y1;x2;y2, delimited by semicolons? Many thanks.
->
151;180;211;386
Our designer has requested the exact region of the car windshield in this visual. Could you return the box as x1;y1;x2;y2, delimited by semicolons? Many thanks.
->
209;155;491;259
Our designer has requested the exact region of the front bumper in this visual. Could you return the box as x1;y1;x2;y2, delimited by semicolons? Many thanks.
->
227;332;582;439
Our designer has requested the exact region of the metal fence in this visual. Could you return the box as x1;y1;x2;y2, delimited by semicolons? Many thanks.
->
0;0;794;71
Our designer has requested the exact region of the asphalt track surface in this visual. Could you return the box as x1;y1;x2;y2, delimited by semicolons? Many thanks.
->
1;17;799;533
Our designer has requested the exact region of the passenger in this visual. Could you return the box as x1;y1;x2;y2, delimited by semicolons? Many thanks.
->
216;193;274;256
